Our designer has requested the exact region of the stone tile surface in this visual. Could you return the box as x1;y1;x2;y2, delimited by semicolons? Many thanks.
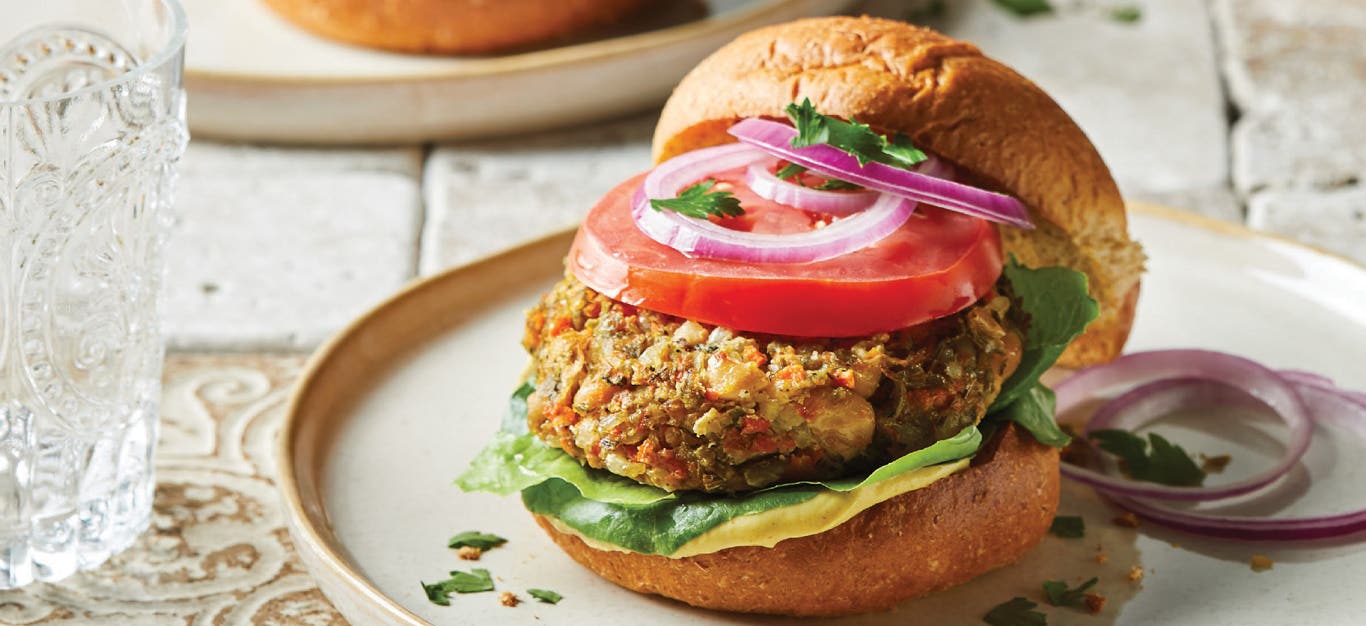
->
1247;187;1366;264
1215;0;1366;194
165;171;421;351
182;142;425;179
884;0;1230;198
421;115;654;274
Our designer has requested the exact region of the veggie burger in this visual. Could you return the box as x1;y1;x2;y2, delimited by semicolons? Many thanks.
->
459;16;1144;617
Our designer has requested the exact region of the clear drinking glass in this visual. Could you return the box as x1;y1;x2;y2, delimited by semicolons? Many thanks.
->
0;0;187;588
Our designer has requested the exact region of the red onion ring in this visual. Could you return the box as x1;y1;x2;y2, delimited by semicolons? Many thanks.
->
727;119;1034;229
1106;380;1366;541
635;143;916;263
743;161;877;215
1055;350;1313;501
1056;349;1366;541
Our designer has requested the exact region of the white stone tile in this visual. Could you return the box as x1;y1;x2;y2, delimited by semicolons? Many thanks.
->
164;171;421;351
1213;0;1366;113
1247;187;1366;264
421;115;654;274
870;0;1229;195
1214;0;1366;194
1233;100;1366;193
181;142;425;179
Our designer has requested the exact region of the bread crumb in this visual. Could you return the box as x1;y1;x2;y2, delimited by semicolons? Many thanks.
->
1168;542;1182;549
1083;592;1107;614
1095;552;1110;565
1200;453;1232;473
1250;555;1274;572
456;546;482;561
1113;512;1140;528
499;592;520;607
1127;565;1145;583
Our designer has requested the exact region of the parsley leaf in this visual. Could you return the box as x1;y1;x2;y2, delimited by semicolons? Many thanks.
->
992;0;1053;17
784;99;928;168
1110;6;1142;22
1042;577;1098;607
448;531;507;551
984;596;1047;626
812;179;863;191
1049;515;1085;538
527;588;563;604
882;133;929;168
775;162;807;180
649;180;744;219
421;568;496;606
1090;430;1207;487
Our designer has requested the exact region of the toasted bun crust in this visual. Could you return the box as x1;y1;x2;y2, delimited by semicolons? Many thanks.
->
653;16;1144;366
534;424;1059;616
262;0;645;54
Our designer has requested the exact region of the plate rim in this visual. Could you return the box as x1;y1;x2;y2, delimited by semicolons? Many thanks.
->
275;203;1364;625
187;0;851;85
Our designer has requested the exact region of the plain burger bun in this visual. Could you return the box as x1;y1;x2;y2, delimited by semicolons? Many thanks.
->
536;424;1059;617
262;0;646;54
653;16;1144;367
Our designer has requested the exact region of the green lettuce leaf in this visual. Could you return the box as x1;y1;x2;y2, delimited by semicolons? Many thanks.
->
521;429;980;555
992;383;1070;447
991;258;1099;411
456;385;676;505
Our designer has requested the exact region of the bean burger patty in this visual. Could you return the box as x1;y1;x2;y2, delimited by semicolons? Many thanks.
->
523;275;1025;493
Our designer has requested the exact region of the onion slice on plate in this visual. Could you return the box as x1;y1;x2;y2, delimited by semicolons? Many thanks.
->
635;143;916;263
744;161;878;215
1055;350;1314;502
727;118;1034;229
1055;349;1366;541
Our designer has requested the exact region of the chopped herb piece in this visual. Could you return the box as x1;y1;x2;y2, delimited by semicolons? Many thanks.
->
528;588;563;604
421;567;496;605
1049;515;1085;538
775;162;807;180
1090;430;1207;486
992;0;1053;17
1042;577;1098;607
812;178;863;191
448;531;507;551
784;98;928;168
984;597;1047;626
1110;6;1142;22
882;133;929;168
422;581;453;606
649;179;744;219
446;568;496;593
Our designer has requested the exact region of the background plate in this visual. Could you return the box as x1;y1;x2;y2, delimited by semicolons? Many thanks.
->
280;205;1366;625
183;0;858;144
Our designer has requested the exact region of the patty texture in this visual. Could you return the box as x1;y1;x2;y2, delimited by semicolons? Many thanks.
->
523;275;1023;493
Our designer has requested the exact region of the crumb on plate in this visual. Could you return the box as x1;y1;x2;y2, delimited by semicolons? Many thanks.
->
456;546;482;561
1113;512;1140;528
1128;565;1144;583
1084;591;1107;614
500;591;520;607
1250;555;1274;572
1200;453;1232;473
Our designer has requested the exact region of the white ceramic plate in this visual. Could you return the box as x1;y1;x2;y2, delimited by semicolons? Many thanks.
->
182;0;858;144
279;205;1366;625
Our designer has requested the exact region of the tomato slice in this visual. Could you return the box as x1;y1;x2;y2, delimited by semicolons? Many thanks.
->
568;172;1003;338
